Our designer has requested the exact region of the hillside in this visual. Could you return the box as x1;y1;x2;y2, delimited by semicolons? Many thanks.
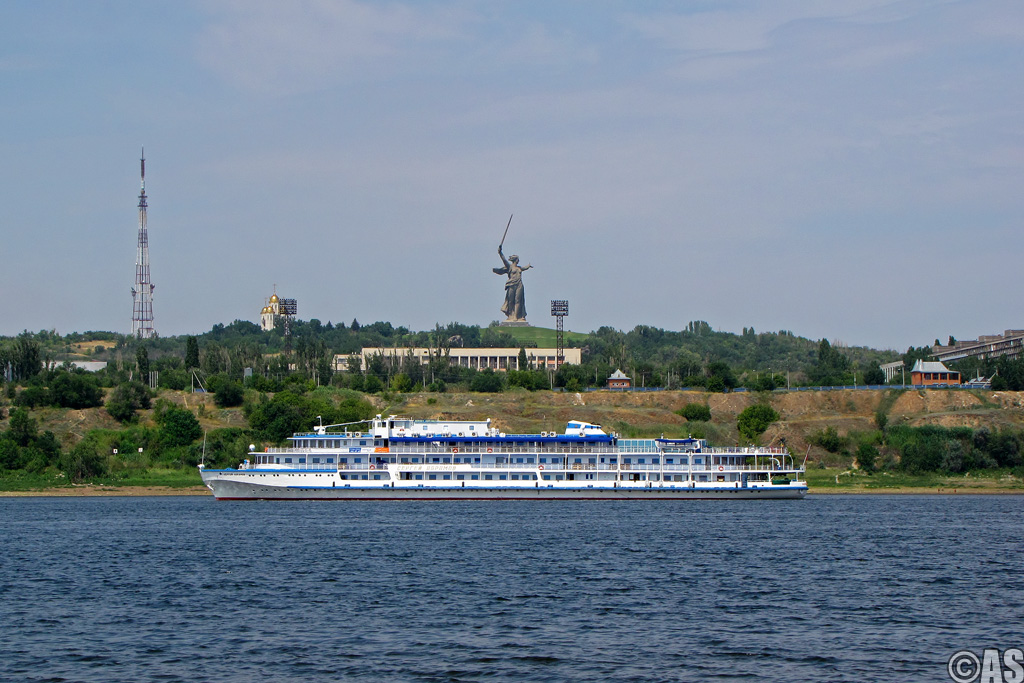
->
5;386;1023;492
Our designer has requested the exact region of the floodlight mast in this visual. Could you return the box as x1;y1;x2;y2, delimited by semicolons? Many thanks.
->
550;300;569;367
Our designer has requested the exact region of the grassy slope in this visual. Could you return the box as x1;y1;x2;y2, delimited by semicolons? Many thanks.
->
499;325;591;348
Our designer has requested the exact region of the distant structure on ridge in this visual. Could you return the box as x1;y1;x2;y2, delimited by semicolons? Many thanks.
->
130;149;156;339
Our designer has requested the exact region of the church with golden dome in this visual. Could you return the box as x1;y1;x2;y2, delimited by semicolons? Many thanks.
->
260;292;281;331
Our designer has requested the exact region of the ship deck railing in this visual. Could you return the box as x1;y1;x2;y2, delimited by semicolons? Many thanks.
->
241;462;801;473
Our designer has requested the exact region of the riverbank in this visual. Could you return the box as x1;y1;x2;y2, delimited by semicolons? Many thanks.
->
2;484;1023;497
0;485;209;497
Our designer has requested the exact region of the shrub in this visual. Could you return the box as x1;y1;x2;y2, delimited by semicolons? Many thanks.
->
214;381;245;408
856;443;878;473
470;369;505;393
737;404;779;443
678;403;711;422
392;373;413;393
157;406;202;447
59;440;108;481
14;385;51;408
363;375;383;394
810;426;847;453
50;373;103;409
106;382;152;423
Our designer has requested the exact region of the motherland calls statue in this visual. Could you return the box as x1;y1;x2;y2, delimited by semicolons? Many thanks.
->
493;245;532;324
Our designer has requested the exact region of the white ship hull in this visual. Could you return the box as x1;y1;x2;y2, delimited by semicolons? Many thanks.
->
201;473;807;500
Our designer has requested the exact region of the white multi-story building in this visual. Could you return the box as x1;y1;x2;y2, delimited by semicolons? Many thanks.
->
334;347;582;373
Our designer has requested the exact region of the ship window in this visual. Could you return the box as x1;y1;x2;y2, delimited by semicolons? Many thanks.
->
588;458;596;464
298;458;306;464
540;458;547;464
499;474;507;480
516;458;524;464
543;475;551;480
354;458;362;463
428;474;437;480
574;458;582;464
415;474;423;480
442;475;451;480
651;458;659;465
275;458;280;464
362;475;369;480
285;458;292;463
471;475;479;480
412;458;420;463
473;458;480;463
638;458;645;464
431;457;441;463
339;475;347;480
694;458;702;465
484;475;493;480
340;458;348;463
327;458;334;464
360;440;367;446
456;475;465;480
526;457;534;464
373;475;381;480
511;474;519;480
401;458;409;463
624;458;632;464
312;458;320;463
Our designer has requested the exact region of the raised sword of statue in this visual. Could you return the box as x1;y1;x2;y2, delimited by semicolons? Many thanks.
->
499;214;513;250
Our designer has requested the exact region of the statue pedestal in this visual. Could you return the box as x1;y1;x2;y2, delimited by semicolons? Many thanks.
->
499;321;531;328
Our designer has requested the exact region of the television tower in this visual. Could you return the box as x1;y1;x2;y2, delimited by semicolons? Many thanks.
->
131;148;156;338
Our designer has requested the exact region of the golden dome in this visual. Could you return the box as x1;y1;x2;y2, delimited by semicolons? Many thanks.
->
261;306;271;314
269;294;279;303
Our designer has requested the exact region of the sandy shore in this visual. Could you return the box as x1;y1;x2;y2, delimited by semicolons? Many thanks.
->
1;485;1023;497
0;485;210;497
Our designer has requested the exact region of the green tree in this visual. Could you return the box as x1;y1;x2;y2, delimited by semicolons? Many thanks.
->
214;381;245;408
7;334;42;381
136;345;150;379
392;373;413;393
856;443;879;473
862;365;886;385
807;339;852;386
185;336;200;369
106;382;152;422
737;404;779;443
470;368;505;392
8;409;38;447
59;440;107;481
50;372;103;409
518;347;529;371
157;406;202;447
706;361;737;391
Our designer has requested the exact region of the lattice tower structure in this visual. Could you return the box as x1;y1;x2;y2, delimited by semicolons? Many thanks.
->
550;300;569;367
131;150;156;338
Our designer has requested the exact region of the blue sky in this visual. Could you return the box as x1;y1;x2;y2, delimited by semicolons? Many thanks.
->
1;0;1021;350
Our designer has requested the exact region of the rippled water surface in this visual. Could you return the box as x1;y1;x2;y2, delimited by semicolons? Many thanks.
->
1;495;1021;682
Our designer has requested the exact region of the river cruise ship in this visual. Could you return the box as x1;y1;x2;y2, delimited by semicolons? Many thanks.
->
199;415;807;500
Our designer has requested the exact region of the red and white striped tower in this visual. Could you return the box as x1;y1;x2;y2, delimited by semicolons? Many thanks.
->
131;149;156;338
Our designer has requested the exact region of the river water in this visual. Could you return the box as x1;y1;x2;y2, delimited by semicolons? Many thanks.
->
1;494;1020;682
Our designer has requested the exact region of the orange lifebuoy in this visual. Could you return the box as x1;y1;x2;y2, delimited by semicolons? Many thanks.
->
369;464;376;470
718;466;724;471
486;448;492;453
538;464;544;470
452;447;459;453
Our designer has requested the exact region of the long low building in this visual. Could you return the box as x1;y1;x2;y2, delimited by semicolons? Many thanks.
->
334;347;582;373
933;330;1024;363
